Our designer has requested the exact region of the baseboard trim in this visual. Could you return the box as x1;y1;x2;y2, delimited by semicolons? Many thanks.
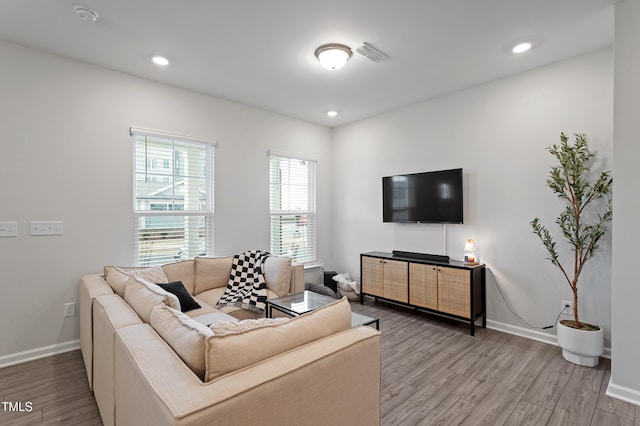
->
606;379;640;406
0;322;616;371
0;340;80;369
486;319;612;359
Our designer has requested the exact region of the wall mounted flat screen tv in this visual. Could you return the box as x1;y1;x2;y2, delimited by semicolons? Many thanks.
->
382;168;463;224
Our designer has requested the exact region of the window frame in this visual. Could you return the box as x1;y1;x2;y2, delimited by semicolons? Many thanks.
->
268;150;317;264
131;127;216;266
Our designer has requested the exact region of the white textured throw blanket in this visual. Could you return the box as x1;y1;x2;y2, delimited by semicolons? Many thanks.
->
216;250;270;313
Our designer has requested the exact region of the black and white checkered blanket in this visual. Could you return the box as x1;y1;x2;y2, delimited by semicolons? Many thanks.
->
216;250;270;313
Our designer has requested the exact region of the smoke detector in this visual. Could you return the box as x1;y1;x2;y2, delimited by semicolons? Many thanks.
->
74;5;98;23
355;42;388;63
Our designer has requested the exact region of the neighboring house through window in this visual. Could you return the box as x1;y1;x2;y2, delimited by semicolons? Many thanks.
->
269;151;316;263
131;127;215;266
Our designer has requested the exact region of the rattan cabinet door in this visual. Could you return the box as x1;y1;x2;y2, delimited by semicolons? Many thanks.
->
437;267;470;318
409;263;438;310
383;259;408;303
362;256;384;297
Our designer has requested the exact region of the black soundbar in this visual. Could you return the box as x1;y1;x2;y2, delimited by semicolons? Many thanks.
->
392;250;450;262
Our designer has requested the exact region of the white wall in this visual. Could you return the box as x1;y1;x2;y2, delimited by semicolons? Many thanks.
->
0;35;625;375
608;0;640;405
331;48;613;345
0;40;332;362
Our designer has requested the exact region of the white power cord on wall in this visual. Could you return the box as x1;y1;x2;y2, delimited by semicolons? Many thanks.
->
484;260;566;330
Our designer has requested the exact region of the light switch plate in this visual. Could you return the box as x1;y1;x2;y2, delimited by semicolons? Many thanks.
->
30;221;64;236
0;222;18;237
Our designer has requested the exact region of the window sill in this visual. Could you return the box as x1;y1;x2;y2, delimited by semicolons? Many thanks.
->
302;262;324;270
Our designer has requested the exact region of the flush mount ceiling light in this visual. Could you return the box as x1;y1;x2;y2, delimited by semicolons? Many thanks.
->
327;110;338;117
315;43;352;70
151;55;170;66
74;5;98;23
512;42;533;54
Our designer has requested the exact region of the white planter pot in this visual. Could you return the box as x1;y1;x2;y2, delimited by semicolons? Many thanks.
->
556;320;604;367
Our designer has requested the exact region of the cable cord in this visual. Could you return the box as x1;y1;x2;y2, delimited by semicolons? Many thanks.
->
550;305;570;329
484;260;566;330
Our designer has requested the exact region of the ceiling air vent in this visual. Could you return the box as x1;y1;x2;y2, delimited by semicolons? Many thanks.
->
355;42;388;63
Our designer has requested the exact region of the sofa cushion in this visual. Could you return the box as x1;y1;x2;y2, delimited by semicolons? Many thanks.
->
263;256;292;297
150;305;213;379
192;287;228;308
162;260;195;295
194;256;233;295
124;276;180;323
104;265;169;298
184;298;219;318
194;287;278;320
104;267;131;298
209;317;289;335
157;281;201;312
204;297;351;382
191;311;239;326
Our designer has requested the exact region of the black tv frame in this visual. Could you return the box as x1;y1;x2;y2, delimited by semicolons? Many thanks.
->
382;168;463;224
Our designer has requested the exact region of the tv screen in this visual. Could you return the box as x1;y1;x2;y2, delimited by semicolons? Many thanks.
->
382;168;463;223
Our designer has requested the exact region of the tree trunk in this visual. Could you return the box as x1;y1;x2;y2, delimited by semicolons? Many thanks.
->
573;289;580;327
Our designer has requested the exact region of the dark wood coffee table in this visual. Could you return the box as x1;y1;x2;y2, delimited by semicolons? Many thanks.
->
266;290;379;330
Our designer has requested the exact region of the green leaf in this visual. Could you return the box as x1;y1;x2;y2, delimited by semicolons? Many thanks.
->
531;132;612;326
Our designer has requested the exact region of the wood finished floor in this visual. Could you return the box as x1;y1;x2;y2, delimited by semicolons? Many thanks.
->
352;297;639;426
0;297;637;425
0;350;101;425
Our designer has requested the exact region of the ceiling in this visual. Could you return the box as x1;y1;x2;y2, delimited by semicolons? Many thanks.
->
0;0;616;127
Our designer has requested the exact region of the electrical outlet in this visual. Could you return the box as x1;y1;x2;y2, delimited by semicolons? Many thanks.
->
562;300;573;311
30;221;63;236
0;222;18;237
64;302;76;317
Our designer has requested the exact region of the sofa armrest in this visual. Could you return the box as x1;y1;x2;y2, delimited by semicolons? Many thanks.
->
115;324;381;426
289;262;305;294
79;274;114;390
93;295;142;426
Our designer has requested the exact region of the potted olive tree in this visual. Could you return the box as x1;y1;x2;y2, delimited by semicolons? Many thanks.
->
531;132;612;367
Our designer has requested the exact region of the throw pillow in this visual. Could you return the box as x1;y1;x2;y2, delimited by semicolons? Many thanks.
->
209;317;289;335
263;256;292;297
128;265;169;284
123;276;180;323
104;265;170;298
150;305;213;379
104;266;131;298
157;281;201;312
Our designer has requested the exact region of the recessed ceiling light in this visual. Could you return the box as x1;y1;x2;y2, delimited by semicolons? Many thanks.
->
151;55;170;66
327;111;338;117
512;42;533;54
315;44;352;70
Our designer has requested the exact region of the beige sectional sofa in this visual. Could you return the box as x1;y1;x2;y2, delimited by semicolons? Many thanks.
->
79;255;382;426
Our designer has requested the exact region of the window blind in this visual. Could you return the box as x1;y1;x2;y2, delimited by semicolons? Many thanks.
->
269;151;316;264
132;129;215;266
